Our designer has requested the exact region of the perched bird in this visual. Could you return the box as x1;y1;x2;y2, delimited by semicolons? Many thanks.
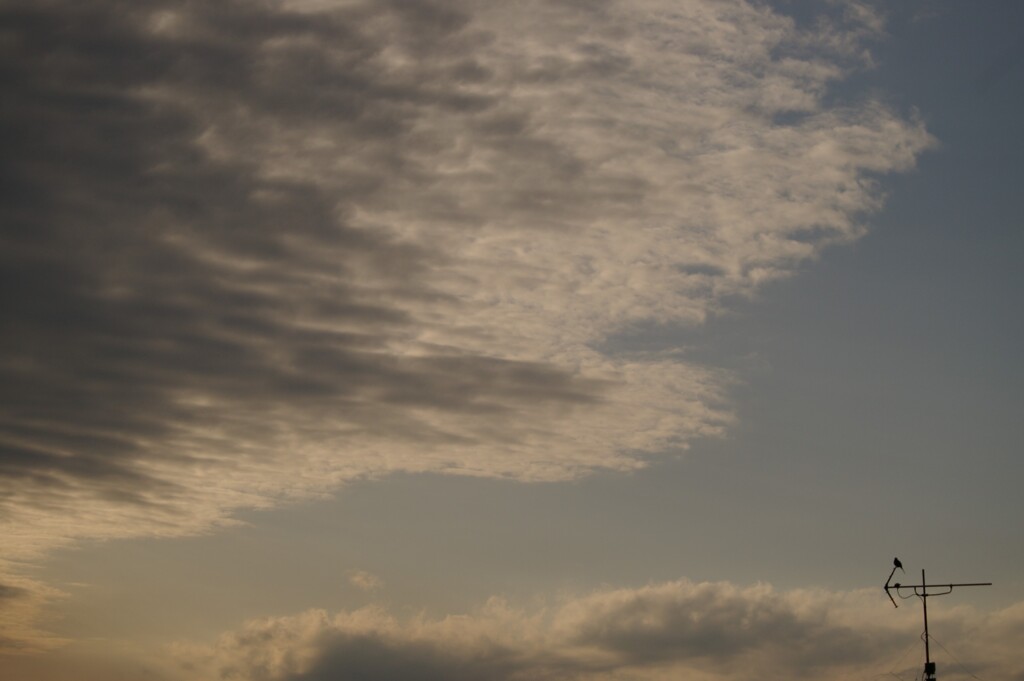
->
894;557;904;572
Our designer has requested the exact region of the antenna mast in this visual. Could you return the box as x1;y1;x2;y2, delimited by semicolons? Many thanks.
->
883;560;991;681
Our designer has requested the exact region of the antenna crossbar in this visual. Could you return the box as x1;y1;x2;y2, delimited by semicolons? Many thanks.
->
889;582;991;589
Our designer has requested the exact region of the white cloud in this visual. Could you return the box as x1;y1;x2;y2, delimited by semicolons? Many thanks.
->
0;0;933;647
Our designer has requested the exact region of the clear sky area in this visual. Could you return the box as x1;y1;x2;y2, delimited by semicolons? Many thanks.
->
1;2;1022;680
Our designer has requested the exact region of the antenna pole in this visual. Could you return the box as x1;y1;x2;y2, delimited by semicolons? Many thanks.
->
922;569;931;679
883;561;990;681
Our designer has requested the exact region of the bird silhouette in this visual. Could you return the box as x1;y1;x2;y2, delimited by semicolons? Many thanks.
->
894;557;904;572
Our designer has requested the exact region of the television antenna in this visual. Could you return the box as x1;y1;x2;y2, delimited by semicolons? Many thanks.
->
883;558;991;681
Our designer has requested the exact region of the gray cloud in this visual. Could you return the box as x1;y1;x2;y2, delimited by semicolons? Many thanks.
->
0;575;65;653
0;585;26;601
178;580;1024;681
559;581;897;673
1;0;606;550
0;0;932;647
287;637;524;681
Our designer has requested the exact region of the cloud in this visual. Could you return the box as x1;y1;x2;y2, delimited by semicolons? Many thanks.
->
347;570;384;593
0;0;932;647
174;579;1021;681
0;586;26;602
0;576;67;654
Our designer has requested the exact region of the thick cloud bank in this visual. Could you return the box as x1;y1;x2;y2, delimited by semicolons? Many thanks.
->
1;0;931;646
178;580;1024;681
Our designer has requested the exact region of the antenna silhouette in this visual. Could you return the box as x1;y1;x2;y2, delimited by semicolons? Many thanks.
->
883;560;990;681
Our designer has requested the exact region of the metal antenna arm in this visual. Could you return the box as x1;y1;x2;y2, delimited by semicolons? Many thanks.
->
883;566;899;608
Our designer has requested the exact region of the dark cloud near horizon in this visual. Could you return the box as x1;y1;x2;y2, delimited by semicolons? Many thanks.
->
566;583;896;671
286;636;527;681
195;581;917;681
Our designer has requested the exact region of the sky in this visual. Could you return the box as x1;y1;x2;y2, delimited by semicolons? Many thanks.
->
1;1;1022;679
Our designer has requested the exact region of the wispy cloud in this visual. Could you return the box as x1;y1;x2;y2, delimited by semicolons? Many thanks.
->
0;0;932;647
0;576;66;654
175;579;1021;681
347;570;384;593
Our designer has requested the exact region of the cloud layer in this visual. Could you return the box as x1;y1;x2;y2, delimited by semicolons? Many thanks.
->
177;580;1023;681
1;0;932;647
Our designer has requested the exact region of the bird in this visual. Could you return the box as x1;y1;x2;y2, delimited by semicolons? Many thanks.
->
894;557;904;572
